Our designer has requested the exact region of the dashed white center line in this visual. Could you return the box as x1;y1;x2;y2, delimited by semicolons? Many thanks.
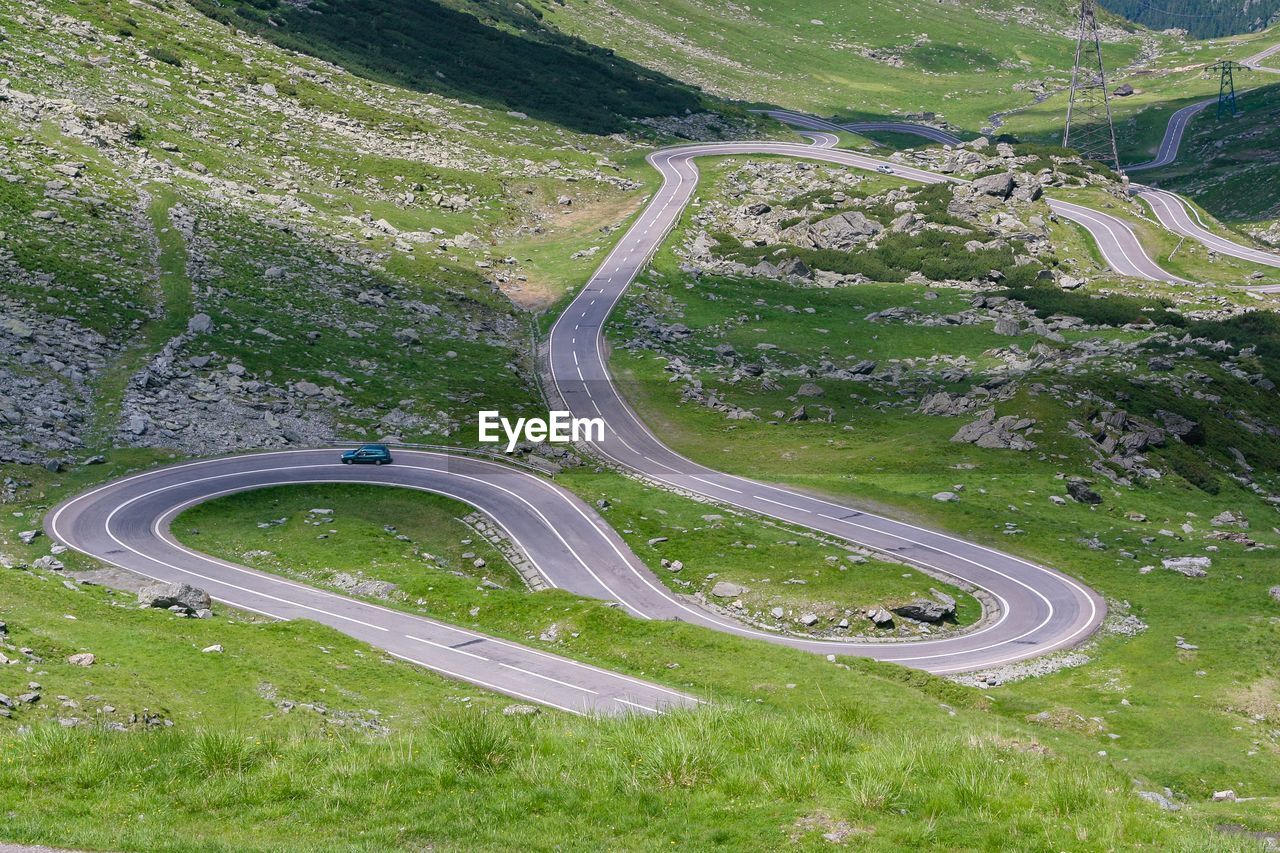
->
615;697;660;713
754;495;810;514
405;636;599;695
688;475;740;494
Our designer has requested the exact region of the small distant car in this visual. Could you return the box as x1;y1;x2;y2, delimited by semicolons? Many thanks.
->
341;444;393;465
876;164;894;175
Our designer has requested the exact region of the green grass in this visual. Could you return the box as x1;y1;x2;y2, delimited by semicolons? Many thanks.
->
1049;186;1280;285
88;187;195;442
177;483;524;593
594;158;1280;841
3;703;1232;851
3;457;1230;850
538;0;1145;132
189;0;714;135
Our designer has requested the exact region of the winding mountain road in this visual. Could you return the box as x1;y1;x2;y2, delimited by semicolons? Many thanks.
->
766;109;1279;279
52;100;1280;713
763;110;1188;282
1124;98;1214;173
1134;186;1280;274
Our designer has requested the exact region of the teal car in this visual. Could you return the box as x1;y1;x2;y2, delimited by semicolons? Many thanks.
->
341;444;393;465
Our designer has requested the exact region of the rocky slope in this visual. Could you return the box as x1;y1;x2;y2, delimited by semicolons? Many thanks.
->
0;0;704;466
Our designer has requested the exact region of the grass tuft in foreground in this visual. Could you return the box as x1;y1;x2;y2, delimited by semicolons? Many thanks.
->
0;705;1228;851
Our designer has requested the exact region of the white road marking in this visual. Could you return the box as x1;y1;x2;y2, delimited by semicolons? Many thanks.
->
753;495;810;514
69;105;1270;710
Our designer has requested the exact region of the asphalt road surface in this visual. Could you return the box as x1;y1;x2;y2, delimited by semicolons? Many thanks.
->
1134;186;1280;274
767;109;1277;280
1124;98;1214;173
764;112;1190;282
56;107;1279;713
48;450;703;715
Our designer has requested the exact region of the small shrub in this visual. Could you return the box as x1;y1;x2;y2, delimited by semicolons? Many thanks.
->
437;712;513;774
100;108;130;126
187;728;262;775
1003;284;1186;329
147;47;183;67
1169;451;1220;494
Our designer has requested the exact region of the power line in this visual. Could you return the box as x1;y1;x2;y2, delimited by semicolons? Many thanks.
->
1210;59;1244;118
1065;0;1121;171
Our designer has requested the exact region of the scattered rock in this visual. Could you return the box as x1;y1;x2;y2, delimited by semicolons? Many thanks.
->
1137;790;1179;811
1161;556;1210;578
710;581;747;598
867;607;894;626
66;653;95;667
951;409;1036;451
1066;480;1102;505
137;582;211;614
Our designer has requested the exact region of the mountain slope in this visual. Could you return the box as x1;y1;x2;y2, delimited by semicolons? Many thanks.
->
1103;0;1280;38
0;0;662;466
533;0;1149;130
192;0;714;133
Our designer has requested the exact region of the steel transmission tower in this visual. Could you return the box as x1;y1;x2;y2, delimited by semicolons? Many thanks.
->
1210;60;1241;118
1063;0;1120;171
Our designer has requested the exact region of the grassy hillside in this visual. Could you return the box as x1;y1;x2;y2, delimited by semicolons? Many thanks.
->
1136;80;1280;225
190;0;720;134
599;154;1280;844
533;0;1148;130
0;462;1231;851
3;0;1280;848
0;0;668;469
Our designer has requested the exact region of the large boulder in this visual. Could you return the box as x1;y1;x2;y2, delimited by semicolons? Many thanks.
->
892;592;956;623
187;313;214;334
951;409;1036;451
1161;557;1209;578
710;581;747;598
1066;480;1103;505
972;172;1015;199
138;582;211;614
780;211;882;251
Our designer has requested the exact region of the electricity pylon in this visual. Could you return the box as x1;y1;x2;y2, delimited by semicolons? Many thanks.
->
1063;0;1120;171
1210;60;1241;118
